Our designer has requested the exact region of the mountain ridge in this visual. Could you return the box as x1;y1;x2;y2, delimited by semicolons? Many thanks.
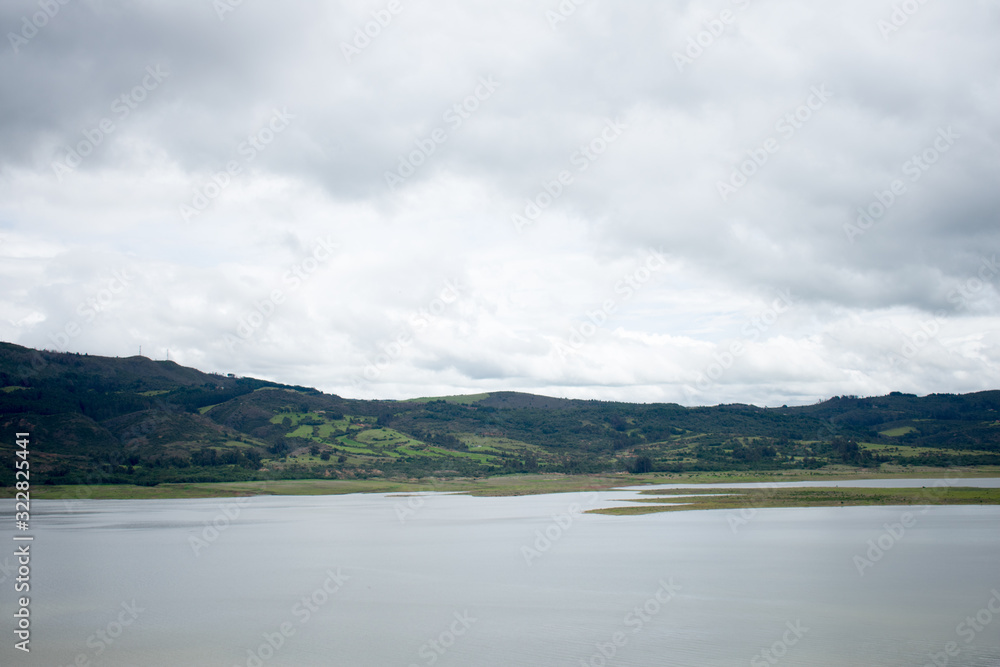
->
2;341;999;486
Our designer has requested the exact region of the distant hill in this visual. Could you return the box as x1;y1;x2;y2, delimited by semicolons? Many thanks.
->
1;342;999;486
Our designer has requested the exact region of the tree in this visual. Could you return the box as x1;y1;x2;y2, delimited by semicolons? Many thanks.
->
631;455;653;474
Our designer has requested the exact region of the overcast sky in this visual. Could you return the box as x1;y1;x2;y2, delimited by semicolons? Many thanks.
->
1;0;998;406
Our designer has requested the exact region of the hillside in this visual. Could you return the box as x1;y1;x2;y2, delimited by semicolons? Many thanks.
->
1;342;999;486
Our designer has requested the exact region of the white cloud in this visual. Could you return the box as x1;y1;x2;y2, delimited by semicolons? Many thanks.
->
1;0;998;405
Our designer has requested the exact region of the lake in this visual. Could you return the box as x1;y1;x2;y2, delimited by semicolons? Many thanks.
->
3;481;999;666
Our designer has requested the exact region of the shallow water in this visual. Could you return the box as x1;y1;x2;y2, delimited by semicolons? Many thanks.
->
2;484;999;666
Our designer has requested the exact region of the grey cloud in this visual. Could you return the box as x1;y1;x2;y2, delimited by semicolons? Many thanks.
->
1;0;998;405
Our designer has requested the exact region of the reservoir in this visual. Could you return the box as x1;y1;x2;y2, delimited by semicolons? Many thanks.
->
3;482;999;666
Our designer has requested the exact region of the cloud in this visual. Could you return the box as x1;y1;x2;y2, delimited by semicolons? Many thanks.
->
1;0;998;405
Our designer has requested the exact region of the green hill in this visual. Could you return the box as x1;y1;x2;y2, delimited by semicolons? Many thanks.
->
1;342;999;486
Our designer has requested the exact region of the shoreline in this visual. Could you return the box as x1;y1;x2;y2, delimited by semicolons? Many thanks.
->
4;465;1000;504
589;485;1000;515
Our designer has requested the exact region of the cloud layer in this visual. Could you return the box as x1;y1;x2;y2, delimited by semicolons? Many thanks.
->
2;0;998;405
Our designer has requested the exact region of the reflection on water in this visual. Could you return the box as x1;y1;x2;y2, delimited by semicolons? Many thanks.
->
2;483;998;666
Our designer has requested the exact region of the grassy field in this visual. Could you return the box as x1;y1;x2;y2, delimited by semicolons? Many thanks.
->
619;464;1000;484
4;473;636;500
591;485;1000;515
254;410;515;470
404;393;491;405
879;426;917;437
860;441;996;457
4;466;999;501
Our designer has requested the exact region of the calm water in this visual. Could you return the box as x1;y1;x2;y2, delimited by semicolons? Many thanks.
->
2;482;999;666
